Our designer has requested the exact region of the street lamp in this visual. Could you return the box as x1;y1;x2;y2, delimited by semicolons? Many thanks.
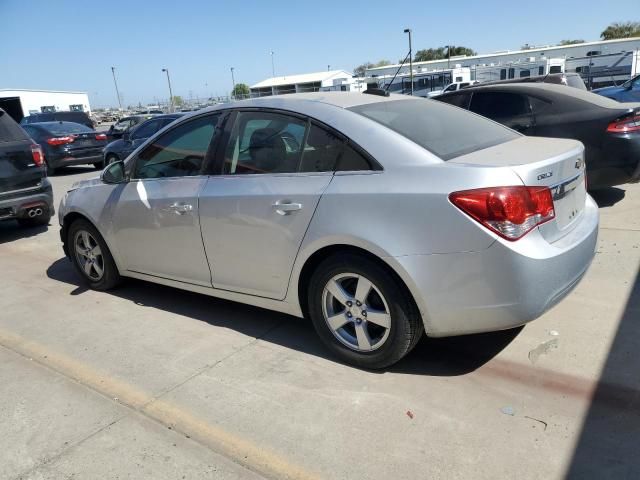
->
162;68;174;112
404;28;413;95
270;50;275;77
111;66;123;111
230;67;236;99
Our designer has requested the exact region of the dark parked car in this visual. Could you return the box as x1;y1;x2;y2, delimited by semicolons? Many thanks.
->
21;121;108;175
436;83;640;188
478;72;587;90
21;111;94;129
102;113;182;166
0;108;53;227
106;114;156;141
593;74;640;103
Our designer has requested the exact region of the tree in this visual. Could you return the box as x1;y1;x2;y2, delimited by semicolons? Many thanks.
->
559;39;585;45
413;46;475;62
353;59;391;77
232;83;250;98
601;21;640;40
172;95;183;107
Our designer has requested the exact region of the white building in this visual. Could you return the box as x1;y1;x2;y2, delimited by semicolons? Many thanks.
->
366;37;640;89
249;70;359;97
0;89;91;121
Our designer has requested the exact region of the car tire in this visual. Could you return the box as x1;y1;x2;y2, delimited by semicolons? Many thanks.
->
97;154;119;170
17;214;51;228
307;253;424;369
67;219;121;291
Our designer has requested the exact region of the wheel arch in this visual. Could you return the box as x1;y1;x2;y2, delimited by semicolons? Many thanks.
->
295;243;431;333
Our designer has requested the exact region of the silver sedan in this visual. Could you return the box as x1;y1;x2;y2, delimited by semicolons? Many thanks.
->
58;92;598;368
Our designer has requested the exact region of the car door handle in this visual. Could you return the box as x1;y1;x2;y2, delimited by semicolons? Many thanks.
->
272;201;302;215
165;202;193;215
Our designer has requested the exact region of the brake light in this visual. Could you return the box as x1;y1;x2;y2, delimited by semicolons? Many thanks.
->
607;114;640;133
46;135;76;146
449;186;555;241
95;133;107;141
30;144;44;166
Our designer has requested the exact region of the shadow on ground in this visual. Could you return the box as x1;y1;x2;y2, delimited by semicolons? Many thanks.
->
46;257;521;376
0;221;49;245
51;166;97;177
590;187;626;208
567;265;640;478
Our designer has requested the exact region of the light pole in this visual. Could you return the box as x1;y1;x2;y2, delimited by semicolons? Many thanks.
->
270;50;275;77
230;67;236;99
111;66;123;111
162;68;174;112
404;28;413;95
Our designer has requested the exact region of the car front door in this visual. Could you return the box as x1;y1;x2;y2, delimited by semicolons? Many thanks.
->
469;91;536;134
198;110;341;299
110;112;221;286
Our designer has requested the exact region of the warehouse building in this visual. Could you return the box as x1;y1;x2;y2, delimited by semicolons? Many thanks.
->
0;89;91;122
249;70;363;97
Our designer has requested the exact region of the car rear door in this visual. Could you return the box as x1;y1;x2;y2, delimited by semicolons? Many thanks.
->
198;110;336;300
109;112;222;286
469;90;536;134
0;112;42;197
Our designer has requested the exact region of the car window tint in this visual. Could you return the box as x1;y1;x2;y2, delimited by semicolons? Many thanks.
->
223;111;306;174
469;92;530;118
134;114;219;179
439;93;471;109
529;96;552;114
299;124;341;172
131;119;163;140
0;112;30;142
349;98;519;161
336;143;372;171
46;122;93;135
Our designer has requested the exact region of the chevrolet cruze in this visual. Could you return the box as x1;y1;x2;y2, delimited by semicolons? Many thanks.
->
58;92;598;368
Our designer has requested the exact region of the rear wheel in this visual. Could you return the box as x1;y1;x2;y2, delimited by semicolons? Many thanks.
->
68;219;121;290
307;253;423;369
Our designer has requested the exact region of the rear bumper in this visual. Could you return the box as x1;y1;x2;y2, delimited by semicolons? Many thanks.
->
0;180;54;221
397;195;599;337
48;153;103;168
587;134;640;188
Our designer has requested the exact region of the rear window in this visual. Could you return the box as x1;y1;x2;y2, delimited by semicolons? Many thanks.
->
45;122;93;135
348;98;519;160
0;111;30;142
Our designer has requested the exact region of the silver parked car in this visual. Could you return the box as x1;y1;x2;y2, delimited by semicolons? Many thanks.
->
58;92;598;368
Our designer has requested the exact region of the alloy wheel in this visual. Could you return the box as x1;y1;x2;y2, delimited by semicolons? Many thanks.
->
321;273;391;352
74;230;105;281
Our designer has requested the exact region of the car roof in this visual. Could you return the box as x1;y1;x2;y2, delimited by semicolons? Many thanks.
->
449;82;631;109
202;91;416;114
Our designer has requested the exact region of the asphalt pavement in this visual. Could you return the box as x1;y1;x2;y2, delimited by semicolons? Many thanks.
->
1;167;638;479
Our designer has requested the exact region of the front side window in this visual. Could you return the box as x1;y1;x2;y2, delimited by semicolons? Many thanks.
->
133;114;219;179
469;92;531;119
223;111;306;174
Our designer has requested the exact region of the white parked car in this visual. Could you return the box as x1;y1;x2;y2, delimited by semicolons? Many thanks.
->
427;81;478;98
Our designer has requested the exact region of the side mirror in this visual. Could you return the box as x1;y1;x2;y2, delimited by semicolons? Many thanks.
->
101;160;126;184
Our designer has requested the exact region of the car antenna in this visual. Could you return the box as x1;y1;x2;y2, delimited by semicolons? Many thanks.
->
364;50;412;97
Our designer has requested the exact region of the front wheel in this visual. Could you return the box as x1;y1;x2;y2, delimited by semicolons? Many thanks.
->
68;219;121;290
307;253;424;369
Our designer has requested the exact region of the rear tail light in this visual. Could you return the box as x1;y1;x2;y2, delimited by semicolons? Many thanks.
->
95;133;107;141
449;186;555;241
30;144;44;166
46;135;76;146
607;114;640;133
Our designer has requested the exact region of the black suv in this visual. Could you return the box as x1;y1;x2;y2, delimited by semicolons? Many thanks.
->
21;111;94;129
0;109;54;227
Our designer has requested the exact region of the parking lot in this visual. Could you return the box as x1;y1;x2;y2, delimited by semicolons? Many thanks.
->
0;167;636;479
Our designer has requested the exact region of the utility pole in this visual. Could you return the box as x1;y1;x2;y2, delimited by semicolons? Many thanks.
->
270;50;275;77
230;67;236;99
448;45;452;69
111;66;123;111
404;28;413;95
162;68;174;112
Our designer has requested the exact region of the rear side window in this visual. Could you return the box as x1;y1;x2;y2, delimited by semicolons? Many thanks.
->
299;123;373;173
348;98;518;161
469;92;530;119
438;92;471;109
0;112;30;142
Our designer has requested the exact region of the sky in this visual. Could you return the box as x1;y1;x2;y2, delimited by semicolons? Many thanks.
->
1;0;637;108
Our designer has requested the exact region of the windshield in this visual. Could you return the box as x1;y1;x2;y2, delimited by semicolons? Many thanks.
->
621;74;640;89
348;98;519;160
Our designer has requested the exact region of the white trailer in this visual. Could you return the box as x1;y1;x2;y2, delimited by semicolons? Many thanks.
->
0;89;91;122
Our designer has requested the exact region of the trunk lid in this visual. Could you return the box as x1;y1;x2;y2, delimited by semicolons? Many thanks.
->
449;136;587;243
